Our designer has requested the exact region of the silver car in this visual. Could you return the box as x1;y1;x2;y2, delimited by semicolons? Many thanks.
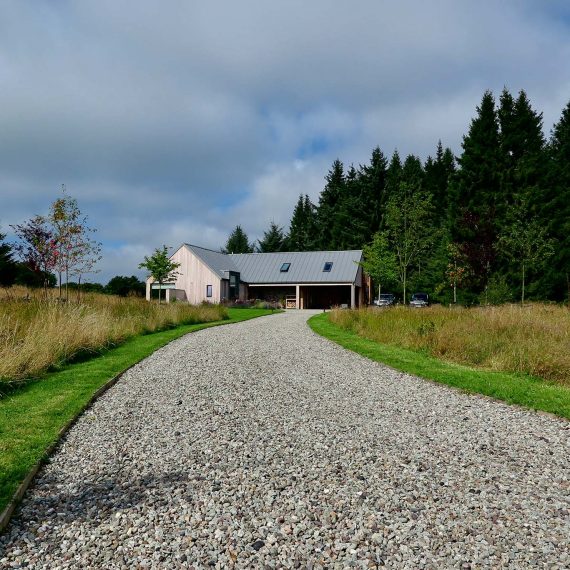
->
374;293;395;307
410;292;429;307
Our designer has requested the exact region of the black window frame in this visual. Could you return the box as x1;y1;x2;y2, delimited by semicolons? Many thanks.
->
280;262;291;272
206;284;213;298
323;261;333;272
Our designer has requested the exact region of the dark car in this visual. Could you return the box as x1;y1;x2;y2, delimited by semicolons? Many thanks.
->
409;292;429;307
374;293;396;307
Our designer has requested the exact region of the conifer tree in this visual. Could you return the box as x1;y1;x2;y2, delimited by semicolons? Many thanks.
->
257;221;286;253
288;195;317;251
358;147;388;236
542;100;570;299
223;225;253;254
316;160;345;249
454;90;501;220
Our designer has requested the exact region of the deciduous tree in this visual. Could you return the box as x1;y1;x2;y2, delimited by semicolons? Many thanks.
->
11;215;57;297
360;232;397;297
497;197;555;303
139;246;180;304
385;183;435;303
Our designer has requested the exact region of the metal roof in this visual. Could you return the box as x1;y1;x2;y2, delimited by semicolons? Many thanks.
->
229;250;362;284
184;244;240;278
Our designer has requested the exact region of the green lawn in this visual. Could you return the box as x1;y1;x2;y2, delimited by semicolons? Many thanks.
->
309;312;570;420
0;308;277;518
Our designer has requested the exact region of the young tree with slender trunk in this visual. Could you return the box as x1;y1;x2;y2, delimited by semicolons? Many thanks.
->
385;183;435;303
497;197;555;303
139;246;180;304
11;216;57;297
50;189;101;301
360;231;397;298
445;242;470;304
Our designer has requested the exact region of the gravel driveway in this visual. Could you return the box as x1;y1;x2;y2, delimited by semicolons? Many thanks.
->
1;310;569;569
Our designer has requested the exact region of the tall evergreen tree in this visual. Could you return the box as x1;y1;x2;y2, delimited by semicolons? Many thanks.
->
287;195;317;251
449;91;502;292
542;100;570;299
223;225;253;254
332;165;367;249
257;221;286;253
454;90;501;221
358;147;389;236
316;159;345;249
424;141;455;216
401;154;424;189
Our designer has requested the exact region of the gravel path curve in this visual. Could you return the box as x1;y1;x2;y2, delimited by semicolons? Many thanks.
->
1;310;569;569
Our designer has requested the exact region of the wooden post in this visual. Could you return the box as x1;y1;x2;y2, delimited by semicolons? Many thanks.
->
295;284;300;309
146;280;151;301
350;284;356;308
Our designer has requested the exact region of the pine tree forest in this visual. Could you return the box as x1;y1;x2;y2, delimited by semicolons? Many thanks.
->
252;89;570;304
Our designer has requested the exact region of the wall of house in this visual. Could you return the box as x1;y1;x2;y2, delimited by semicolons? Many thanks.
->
146;246;221;304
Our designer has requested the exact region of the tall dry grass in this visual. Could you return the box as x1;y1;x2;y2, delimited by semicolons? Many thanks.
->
330;304;570;385
0;286;227;383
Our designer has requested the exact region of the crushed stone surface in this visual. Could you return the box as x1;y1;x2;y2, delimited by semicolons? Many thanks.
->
1;310;569;569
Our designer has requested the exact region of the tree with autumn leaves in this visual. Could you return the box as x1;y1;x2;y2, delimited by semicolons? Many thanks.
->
10;188;101;299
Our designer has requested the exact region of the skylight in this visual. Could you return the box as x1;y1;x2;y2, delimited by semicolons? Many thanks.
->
280;262;291;272
323;261;333;272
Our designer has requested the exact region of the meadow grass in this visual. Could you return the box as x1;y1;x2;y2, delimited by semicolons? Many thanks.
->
309;311;570;420
0;287;227;384
328;304;570;385
0;307;277;517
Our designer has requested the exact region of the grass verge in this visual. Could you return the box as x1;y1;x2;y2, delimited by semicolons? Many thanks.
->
309;312;570;420
0;308;277;517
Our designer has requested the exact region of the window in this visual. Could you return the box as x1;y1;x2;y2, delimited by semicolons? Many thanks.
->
206;285;212;297
323;261;333;272
280;262;291;272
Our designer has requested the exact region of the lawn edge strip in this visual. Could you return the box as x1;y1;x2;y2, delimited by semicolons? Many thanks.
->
308;312;570;421
0;365;132;533
0;308;279;532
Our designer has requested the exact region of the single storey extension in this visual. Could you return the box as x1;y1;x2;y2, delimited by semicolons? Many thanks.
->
145;244;368;309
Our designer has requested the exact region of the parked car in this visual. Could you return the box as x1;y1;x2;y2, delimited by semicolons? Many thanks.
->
374;293;396;307
409;292;429;307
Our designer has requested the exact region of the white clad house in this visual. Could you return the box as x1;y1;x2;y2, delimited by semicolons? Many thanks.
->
145;244;367;309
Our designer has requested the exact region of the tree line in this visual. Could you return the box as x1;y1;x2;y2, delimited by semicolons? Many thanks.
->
223;88;570;303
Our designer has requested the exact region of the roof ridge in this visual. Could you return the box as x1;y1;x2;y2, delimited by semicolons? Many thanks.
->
229;249;363;256
185;243;228;256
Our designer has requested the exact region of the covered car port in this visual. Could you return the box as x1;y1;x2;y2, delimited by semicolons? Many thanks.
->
230;249;364;309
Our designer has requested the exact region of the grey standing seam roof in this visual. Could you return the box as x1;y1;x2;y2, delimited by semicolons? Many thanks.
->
230;250;362;284
184;244;240;278
184;244;362;284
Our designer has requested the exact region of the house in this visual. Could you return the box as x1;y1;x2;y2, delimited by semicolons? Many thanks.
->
145;244;368;309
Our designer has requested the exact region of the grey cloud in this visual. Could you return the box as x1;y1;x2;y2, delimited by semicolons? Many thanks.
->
0;0;568;282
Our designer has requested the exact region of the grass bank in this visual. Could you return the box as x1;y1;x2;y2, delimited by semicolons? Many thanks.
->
328;304;570;385
0;307;277;517
0;288;227;384
309;312;570;420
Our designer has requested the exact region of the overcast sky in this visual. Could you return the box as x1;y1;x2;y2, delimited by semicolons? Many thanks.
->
1;1;569;282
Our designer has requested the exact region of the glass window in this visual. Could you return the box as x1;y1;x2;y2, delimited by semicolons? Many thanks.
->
206;285;212;297
280;263;291;272
323;261;333;272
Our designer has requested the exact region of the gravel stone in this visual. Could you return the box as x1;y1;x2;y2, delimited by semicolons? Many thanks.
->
1;310;569;568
